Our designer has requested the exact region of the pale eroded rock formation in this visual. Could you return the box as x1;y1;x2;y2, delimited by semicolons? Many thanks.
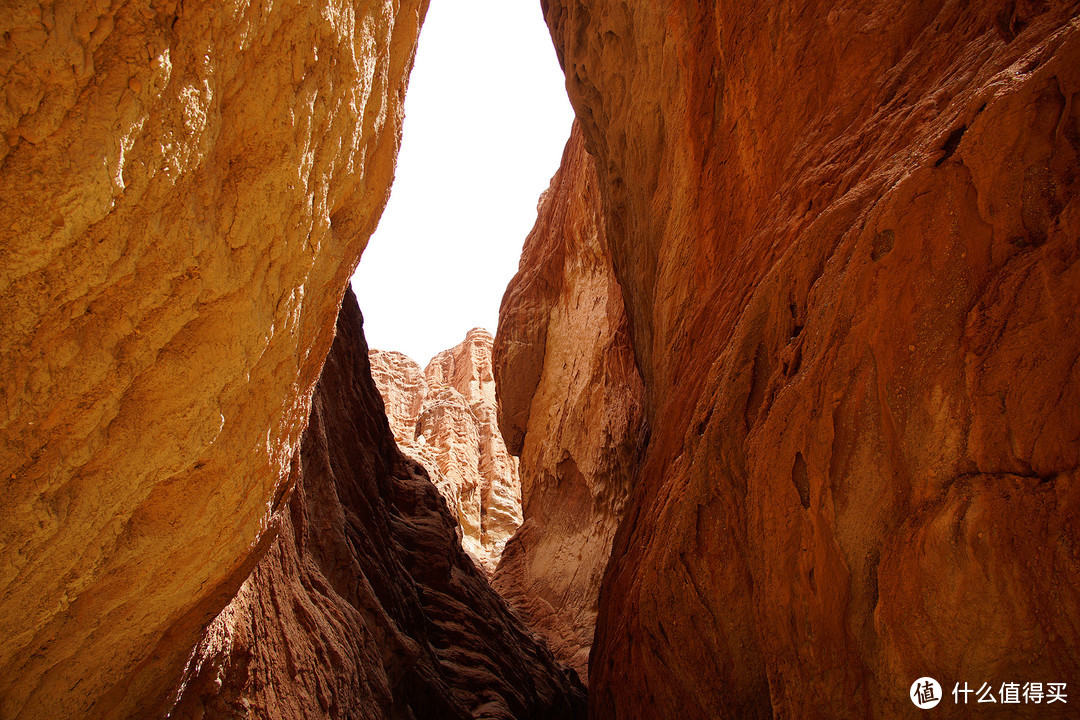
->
524;1;1080;717
492;123;644;678
370;329;522;573
169;289;586;720
0;1;427;717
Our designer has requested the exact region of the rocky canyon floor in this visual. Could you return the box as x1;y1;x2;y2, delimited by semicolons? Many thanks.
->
2;1;1079;719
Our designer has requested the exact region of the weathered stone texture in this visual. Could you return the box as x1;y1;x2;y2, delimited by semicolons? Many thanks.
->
492;122;644;679
370;328;522;573
169;289;586;720
534;1;1080;717
0;1;427;717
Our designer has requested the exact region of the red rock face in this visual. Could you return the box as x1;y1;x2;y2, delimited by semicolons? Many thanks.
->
370;329;523;573
170;289;586;720
493;123;644;679
530;1;1080;717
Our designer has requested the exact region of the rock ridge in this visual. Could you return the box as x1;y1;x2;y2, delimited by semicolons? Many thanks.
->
492;121;645;679
170;288;586;720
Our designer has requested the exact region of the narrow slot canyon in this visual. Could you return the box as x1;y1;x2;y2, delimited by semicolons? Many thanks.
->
2;2;1079;720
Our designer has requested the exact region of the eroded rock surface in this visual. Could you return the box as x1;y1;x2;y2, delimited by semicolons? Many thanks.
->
0;2;427;717
492;123;644;678
370;328;522;573
535;1;1080;717
170;289;586;720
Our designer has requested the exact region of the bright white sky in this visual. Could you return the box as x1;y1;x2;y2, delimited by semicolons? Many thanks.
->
351;0;574;366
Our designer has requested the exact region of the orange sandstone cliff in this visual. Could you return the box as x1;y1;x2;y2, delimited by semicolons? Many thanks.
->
492;123;644;678
370;329;523;573
169;289;586;719
517;0;1080;717
0;1;428;717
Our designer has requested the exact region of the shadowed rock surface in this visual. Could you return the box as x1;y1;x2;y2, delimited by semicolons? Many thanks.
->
371;329;522;574
492;123;644;679
170;288;586;720
526;0;1080;717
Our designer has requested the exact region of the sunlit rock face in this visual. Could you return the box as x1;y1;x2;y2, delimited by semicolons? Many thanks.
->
537;0;1080;717
0;1;427;717
370;328;522;573
170;289;586;720
492;122;644;679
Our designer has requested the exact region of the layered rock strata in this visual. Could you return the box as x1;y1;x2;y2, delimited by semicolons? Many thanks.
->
370;328;522;573
0;1;427;717
492;123;644;678
533;1;1080;717
170;289;586;720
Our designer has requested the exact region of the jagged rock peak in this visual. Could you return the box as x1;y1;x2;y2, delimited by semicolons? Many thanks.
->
370;328;522;573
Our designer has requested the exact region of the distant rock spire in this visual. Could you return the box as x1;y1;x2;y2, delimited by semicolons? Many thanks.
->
370;329;522;574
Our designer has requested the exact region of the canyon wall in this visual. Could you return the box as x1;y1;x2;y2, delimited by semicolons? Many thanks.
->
492;123;644;678
370;329;523;573
0;1;428;717
170;289;586;720
533;1;1080;717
